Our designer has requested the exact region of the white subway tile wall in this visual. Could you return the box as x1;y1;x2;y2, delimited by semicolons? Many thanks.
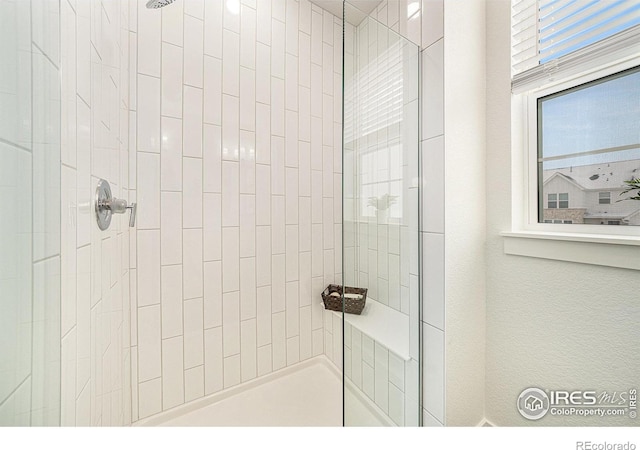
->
0;0;63;424
420;0;445;426
339;0;423;426
1;0;446;428
342;321;420;426
58;0;133;426
353;0;445;428
375;0;422;47
131;0;342;420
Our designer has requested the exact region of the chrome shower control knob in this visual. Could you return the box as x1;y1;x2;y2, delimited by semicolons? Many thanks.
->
95;179;137;231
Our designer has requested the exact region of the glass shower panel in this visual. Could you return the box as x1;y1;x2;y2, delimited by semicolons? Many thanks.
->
343;8;421;427
0;0;61;426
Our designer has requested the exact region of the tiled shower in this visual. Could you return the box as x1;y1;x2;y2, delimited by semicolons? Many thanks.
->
131;0;342;420
1;0;446;428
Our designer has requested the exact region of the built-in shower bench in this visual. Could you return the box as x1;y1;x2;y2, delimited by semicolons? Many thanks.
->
324;298;418;426
329;298;411;362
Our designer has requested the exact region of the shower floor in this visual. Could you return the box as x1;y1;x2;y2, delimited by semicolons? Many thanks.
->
136;356;387;427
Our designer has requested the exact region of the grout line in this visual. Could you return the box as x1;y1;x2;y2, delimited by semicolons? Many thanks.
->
0;375;31;409
0;137;32;154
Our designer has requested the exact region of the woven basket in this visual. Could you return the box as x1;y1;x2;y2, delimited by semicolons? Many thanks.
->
321;284;368;315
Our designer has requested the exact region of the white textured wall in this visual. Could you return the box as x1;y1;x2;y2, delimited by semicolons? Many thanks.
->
485;0;640;426
442;0;487;427
130;0;342;421
59;0;133;426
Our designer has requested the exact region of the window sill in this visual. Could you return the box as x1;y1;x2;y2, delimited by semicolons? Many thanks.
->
500;231;640;271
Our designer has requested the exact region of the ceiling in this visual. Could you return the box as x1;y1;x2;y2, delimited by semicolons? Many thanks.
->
309;0;382;25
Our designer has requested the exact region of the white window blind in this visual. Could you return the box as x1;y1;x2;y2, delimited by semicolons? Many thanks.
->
512;0;640;92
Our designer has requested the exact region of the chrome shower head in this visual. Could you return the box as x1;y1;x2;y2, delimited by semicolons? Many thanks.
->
146;0;176;9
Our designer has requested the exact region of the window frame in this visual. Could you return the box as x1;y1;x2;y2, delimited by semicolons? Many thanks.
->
521;54;640;238
558;193;568;209
599;191;612;205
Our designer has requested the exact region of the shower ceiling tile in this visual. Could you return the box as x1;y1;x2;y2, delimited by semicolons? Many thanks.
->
309;0;382;25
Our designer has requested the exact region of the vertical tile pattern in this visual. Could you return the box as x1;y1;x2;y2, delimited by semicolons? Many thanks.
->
420;0;445;426
28;0;391;426
45;0;134;427
344;324;422;427
53;0;133;426
134;0;342;415
340;3;425;428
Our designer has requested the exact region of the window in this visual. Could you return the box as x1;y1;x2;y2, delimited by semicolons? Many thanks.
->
506;1;640;269
546;193;569;209
511;1;640;238
558;193;569;209
546;219;573;224
536;66;640;227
